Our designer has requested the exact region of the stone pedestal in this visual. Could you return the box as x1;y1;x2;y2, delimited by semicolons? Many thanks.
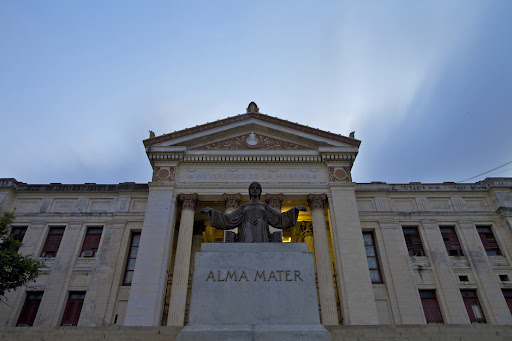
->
177;243;331;340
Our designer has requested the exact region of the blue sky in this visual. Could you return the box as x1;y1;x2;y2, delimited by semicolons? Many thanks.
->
1;1;511;184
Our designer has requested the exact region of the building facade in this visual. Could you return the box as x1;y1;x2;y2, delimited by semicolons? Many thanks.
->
1;103;512;335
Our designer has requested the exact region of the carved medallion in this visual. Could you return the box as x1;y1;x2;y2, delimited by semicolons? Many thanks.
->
152;166;176;182
328;166;352;182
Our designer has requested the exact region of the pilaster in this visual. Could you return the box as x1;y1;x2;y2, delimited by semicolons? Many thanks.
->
379;219;425;324
458;220;512;324
420;220;469;324
124;183;177;326
329;185;379;325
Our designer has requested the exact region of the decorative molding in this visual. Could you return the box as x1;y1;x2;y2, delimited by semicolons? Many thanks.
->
223;194;241;211
247;101;259;113
266;194;283;210
191;132;312;151
179;193;198;211
328;166;352;182
183;155;323;163
308;194;326;210
152;166;176;182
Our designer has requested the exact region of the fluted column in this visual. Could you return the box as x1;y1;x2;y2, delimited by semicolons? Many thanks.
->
223;194;240;241
301;221;315;254
167;194;198;326
308;194;338;325
266;194;284;236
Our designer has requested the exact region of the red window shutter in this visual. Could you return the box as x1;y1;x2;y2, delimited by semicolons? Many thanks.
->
419;291;443;323
61;292;85;326
477;226;501;256
41;227;65;257
17;292;43;326
440;227;463;256
403;227;425;256
80;228;103;256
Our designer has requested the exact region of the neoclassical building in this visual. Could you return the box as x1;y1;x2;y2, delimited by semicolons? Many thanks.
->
1;103;512;339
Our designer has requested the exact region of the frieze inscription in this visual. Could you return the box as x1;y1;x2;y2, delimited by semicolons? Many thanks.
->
181;168;325;183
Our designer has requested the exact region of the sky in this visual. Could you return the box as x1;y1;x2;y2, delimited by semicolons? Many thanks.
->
1;1;511;185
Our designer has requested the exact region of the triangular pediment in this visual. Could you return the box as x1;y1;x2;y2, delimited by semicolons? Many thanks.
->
144;103;360;155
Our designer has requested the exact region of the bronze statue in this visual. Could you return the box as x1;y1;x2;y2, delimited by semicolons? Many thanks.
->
200;182;307;242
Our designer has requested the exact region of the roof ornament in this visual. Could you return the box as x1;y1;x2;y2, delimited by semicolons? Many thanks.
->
246;102;259;113
149;130;156;138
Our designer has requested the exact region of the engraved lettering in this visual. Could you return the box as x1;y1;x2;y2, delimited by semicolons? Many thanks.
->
226;270;237;281
268;271;277;281
240;271;249;281
217;270;224;281
286;270;292;281
294;270;303;281
277;270;284;281
254;270;266;281
206;271;215;281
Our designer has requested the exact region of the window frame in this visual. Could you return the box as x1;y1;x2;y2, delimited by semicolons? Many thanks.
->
402;226;426;257
461;290;486;323
363;232;383;284
419;290;444;323
11;226;28;243
476;226;501;256
16;291;44;326
122;232;141;286
80;227;103;257
40;227;65;258
440;226;464;256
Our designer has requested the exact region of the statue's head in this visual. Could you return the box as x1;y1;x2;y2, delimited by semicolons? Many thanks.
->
248;181;262;199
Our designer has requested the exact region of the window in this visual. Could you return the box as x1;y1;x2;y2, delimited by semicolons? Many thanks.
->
123;232;141;285
61;292;85;326
500;275;509;282
363;232;382;283
403;227;425;257
461;290;486;323
16;292;43;326
80;227;103;257
40;227;65;258
477;226;501;256
459;275;469;282
11;226;28;243
440;226;463;256
503;290;512;315
419;290;443;323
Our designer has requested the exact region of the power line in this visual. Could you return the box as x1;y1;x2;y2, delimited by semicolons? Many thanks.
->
458;160;512;183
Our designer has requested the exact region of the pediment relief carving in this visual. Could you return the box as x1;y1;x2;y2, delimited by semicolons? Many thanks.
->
190;132;314;150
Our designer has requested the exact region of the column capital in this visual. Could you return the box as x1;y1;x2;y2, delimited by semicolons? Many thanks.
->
266;193;283;210
308;194;327;210
223;193;241;211
179;193;198;211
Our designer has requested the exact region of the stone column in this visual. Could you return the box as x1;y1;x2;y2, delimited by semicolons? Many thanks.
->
34;222;83;326
378;219;425;324
167;194;198;326
266;194;284;236
458;220;512;324
223;194;240;241
329;186;379;325
124;184;177;326
301;221;315;254
308;194;338;325
420;220;469;324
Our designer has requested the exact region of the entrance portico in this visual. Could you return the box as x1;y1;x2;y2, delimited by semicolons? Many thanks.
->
124;103;379;327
